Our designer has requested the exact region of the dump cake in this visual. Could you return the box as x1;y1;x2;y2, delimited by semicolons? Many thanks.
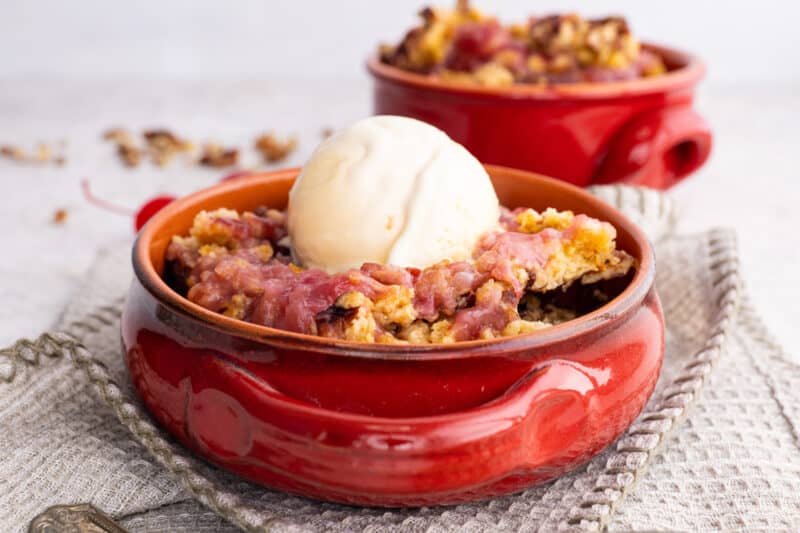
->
165;205;634;343
380;1;666;86
163;116;635;343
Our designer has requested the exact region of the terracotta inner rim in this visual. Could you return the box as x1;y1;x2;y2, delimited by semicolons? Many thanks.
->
132;166;655;359
367;42;705;99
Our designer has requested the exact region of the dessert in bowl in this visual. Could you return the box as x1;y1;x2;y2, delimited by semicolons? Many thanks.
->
166;117;635;344
122;117;664;506
380;4;666;86
369;2;712;189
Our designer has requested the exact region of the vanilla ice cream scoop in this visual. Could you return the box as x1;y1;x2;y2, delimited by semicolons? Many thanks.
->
287;115;500;273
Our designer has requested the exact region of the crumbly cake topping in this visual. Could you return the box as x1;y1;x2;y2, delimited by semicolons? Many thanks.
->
380;2;666;86
165;205;635;343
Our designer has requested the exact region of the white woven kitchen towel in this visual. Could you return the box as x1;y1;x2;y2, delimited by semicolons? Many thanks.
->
2;186;799;532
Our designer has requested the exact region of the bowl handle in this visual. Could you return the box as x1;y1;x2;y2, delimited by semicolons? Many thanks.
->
593;105;712;189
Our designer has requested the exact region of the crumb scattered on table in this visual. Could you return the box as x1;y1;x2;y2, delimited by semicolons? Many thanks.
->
102;127;299;169
103;128;141;167
52;208;68;225
104;127;195;168
255;133;298;163
144;129;195;167
0;142;67;166
199;143;239;168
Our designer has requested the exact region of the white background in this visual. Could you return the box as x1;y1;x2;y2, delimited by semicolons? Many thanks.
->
1;0;799;84
1;1;799;356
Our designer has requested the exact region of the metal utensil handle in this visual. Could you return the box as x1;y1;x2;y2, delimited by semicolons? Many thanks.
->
28;503;129;533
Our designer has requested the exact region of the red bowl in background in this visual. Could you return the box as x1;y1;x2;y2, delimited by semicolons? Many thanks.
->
368;44;712;190
122;167;665;506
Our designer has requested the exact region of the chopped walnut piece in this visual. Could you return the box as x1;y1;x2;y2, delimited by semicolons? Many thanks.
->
103;128;141;167
33;144;50;162
103;128;133;144
254;133;298;163
0;145;24;160
0;142;66;166
105;128;198;168
52;208;68;225
144;129;194;167
199;143;239;168
117;144;141;167
101;127;299;169
143;129;191;150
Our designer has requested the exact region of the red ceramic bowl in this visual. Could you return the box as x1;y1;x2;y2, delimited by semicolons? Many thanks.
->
122;166;664;506
369;44;712;190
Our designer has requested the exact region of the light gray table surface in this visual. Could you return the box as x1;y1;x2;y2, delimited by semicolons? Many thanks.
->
1;79;797;358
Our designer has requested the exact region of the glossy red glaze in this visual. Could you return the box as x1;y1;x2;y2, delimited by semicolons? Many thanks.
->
135;196;176;232
368;44;712;189
122;167;664;506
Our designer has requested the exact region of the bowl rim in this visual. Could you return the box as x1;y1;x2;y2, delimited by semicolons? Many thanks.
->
367;42;705;100
132;165;655;360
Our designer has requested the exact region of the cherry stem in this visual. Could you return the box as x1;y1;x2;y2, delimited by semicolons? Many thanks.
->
81;179;135;216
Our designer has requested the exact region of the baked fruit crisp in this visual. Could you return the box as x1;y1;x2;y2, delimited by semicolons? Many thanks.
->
164;205;635;343
379;1;666;86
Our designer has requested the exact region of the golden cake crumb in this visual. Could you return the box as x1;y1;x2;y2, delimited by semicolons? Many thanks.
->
430;319;456;343
190;209;241;246
335;292;378;342
373;286;417;328
252;244;274;262
529;215;622;292
199;244;229;258
501;319;552;336
516;208;575;233
398;321;432;344
223;294;249;319
336;291;372;310
471;62;515;87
